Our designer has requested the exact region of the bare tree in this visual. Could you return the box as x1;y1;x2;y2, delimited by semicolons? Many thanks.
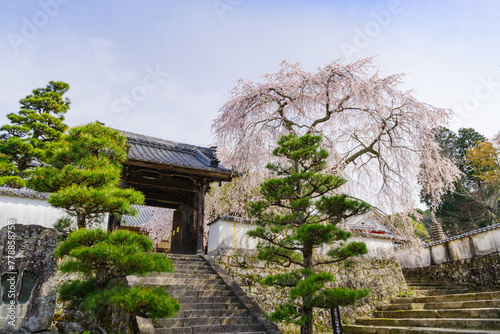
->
208;58;461;235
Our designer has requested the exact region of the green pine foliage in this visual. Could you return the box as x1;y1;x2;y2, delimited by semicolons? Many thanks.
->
248;133;371;334
0;81;70;188
55;228;180;330
0;152;21;188
27;122;144;228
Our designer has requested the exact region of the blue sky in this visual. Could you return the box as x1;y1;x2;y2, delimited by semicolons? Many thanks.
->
1;0;499;146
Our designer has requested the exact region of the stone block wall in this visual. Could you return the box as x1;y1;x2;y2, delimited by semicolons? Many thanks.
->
404;253;500;290
0;224;58;333
215;254;407;334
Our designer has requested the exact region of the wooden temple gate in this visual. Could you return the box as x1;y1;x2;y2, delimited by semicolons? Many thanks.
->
108;131;233;254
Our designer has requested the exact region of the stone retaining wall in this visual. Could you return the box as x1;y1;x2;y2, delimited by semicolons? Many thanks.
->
404;252;500;290
214;254;407;334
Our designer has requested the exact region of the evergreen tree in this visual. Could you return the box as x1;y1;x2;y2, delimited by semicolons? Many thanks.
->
414;209;433;242
422;127;490;235
0;81;70;187
55;228;180;333
27;122;144;228
0;153;20;188
465;136;500;223
248;133;370;334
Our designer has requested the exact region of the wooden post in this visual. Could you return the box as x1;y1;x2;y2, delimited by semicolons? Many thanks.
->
107;214;121;231
196;191;205;254
330;306;342;334
179;203;193;254
171;209;182;253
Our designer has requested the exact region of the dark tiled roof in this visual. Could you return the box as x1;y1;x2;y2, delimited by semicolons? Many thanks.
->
122;205;173;227
120;130;233;176
0;186;50;199
121;205;155;227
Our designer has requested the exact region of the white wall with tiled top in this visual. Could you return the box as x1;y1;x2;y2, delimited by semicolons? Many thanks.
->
207;216;396;259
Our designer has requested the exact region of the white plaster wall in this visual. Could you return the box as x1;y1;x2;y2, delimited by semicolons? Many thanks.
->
449;238;472;261
431;244;448;264
395;246;431;268
0;194;108;230
395;225;500;268
207;219;260;256
207;218;395;259
472;232;498;255
0;195;65;229
349;236;395;259
494;229;500;251
207;221;220;255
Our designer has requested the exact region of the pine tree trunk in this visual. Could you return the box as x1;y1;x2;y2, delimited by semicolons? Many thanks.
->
77;212;86;229
301;247;314;334
300;312;313;334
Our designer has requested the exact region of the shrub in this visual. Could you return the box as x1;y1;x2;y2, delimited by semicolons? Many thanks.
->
55;228;180;332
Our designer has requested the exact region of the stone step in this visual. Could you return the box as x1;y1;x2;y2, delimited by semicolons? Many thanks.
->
176;295;237;304
180;302;242;311
157;330;267;334
375;307;500;319
171;260;212;266
410;285;462;291
393;291;500;304
407;282;447;287
140;283;229;291
174;268;215;275
156;324;265;334
146;272;219;279
155;316;255;327
343;324;500;333
411;289;470;296
380;299;500;311
356;317;500;330
139;254;276;334
138;277;223;285
170;261;211;268
168;289;233;298
425;299;500;310
175;309;249;318
405;279;439;283
166;254;204;261
349;275;500;334
172;264;214;271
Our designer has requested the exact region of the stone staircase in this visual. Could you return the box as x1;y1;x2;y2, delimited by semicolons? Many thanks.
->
132;253;275;334
343;277;500;333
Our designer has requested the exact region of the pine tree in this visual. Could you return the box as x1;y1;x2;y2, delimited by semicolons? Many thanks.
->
248;133;370;334
0;152;20;188
55;228;180;333
27;122;144;228
0;81;70;187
